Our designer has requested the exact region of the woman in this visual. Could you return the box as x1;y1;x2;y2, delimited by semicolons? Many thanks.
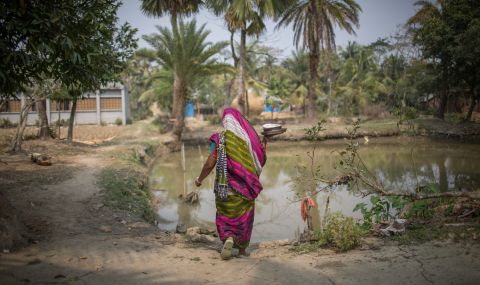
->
194;108;267;259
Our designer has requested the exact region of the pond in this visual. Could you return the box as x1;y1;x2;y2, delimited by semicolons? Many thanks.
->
149;137;480;242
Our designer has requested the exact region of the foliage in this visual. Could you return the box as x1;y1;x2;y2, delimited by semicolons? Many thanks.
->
0;118;16;128
99;168;155;223
53;119;70;127
291;120;327;196
320;212;364;251
393;106;418;123
354;195;407;229
143;21;230;86
207;0;292;115
115;118;123;126
122;49;157;120
0;0;137;95
277;0;361;118
143;19;230;138
407;0;480;119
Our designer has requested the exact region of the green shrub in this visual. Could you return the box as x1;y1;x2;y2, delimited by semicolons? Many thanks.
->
353;195;407;230
314;212;365;251
54;118;69;127
100;120;107;126
126;118;132;124
208;115;221;125
393;106;418;122
0;118;16;128
151;117;162;126
318;212;364;251
444;113;464;124
114;118;123;126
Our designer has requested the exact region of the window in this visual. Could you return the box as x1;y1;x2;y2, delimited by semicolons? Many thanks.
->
77;98;96;111
100;98;122;110
0;100;21;113
51;101;70;111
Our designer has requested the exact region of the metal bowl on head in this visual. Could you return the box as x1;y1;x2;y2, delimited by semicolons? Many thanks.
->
262;123;287;137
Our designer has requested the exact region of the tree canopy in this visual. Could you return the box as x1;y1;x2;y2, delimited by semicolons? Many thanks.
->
0;0;137;95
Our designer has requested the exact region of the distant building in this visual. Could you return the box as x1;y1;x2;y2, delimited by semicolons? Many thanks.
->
0;83;129;125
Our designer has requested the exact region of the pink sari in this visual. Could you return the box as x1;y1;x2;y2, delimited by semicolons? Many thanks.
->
210;108;266;248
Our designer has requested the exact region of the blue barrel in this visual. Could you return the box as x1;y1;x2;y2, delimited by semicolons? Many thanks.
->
185;102;195;117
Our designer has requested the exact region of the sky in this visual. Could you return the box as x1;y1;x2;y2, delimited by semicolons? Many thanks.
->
118;0;418;60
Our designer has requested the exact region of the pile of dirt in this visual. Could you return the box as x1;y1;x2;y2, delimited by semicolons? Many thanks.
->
0;192;27;251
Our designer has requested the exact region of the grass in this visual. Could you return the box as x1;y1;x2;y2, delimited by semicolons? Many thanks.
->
98;167;155;223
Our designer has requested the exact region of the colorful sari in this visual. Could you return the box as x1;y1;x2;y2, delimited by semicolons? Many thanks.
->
210;108;266;249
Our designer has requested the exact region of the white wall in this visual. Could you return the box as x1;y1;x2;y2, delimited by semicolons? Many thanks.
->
0;85;128;125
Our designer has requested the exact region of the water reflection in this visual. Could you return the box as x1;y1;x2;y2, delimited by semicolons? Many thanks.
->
150;137;480;242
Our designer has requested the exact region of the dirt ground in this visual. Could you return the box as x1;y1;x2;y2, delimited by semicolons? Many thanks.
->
1;120;480;284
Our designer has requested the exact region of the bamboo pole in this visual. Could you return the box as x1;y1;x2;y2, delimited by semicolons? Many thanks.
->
181;143;186;195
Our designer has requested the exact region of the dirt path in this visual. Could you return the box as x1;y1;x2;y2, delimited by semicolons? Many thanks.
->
1;139;480;284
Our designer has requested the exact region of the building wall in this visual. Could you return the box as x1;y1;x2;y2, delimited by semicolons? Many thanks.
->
0;84;128;125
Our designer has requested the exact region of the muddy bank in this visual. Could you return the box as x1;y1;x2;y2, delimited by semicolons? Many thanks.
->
182;119;401;144
181;117;480;144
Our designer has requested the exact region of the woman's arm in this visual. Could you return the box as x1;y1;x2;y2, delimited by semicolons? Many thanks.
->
262;136;269;150
195;153;217;187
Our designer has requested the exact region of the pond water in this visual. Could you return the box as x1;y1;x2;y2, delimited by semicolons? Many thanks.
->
149;137;480;242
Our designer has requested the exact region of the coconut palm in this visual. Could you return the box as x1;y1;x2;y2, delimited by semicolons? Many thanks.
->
207;0;291;116
277;0;361;119
282;50;309;110
337;46;387;115
143;20;230;140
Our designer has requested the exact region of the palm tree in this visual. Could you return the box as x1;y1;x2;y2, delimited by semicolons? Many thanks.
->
337;46;387;115
282;50;309;111
143;20;230;140
277;0;361;119
141;0;201;33
207;0;291;116
141;0;203;127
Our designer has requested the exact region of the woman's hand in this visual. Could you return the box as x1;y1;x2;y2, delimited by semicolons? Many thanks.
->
195;177;202;187
262;136;269;148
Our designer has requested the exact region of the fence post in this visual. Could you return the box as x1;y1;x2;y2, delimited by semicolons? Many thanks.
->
96;90;101;125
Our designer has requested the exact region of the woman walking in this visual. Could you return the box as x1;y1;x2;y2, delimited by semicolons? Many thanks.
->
195;108;267;259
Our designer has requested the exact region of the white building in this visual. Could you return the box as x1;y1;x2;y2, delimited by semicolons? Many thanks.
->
0;83;129;125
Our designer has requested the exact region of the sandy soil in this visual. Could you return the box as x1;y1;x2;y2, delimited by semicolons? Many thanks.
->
1;121;480;284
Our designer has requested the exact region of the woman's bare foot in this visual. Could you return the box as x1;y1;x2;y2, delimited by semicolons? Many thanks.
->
238;249;250;257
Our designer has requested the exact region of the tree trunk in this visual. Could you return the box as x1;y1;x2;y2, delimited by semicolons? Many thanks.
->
238;28;247;115
436;88;448;119
10;100;33;152
172;74;187;141
229;29;238;67
436;66;449;119
67;97;77;143
224;77;235;107
326;76;332;116
307;51;319;120
0;100;6;112
36;98;51;139
170;13;180;126
465;88;477;122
